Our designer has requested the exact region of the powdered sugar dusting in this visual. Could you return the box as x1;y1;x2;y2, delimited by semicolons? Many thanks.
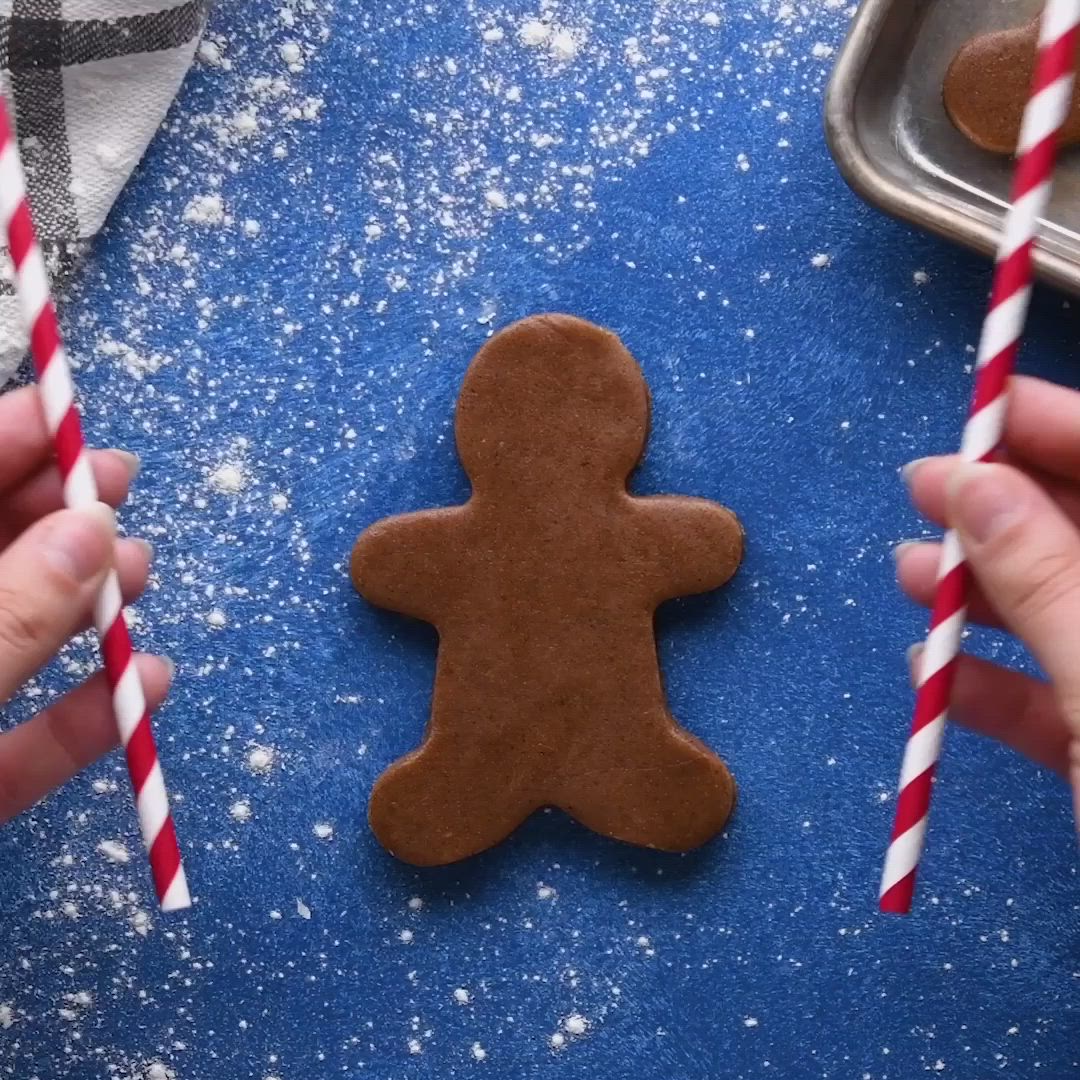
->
5;0;1017;1077
96;840;131;864
247;745;276;774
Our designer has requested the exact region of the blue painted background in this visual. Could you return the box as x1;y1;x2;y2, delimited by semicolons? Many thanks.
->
3;0;1080;1076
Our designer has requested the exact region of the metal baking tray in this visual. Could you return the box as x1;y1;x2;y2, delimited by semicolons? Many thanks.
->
825;0;1080;297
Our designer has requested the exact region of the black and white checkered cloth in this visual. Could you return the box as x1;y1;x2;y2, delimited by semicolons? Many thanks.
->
0;0;207;382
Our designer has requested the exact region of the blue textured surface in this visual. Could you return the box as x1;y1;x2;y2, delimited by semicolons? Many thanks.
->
3;1;1080;1077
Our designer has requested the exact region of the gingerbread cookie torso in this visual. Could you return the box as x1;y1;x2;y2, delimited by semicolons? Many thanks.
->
944;14;1080;155
351;314;744;866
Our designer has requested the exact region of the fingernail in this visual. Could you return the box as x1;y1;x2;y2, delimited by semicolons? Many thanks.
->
42;502;116;582
109;449;141;479
892;540;923;561
902;458;932;485
947;463;1024;545
162;656;176;680
130;538;154;561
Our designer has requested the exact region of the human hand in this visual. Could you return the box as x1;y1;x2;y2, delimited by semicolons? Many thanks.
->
0;386;173;821
896;375;1080;825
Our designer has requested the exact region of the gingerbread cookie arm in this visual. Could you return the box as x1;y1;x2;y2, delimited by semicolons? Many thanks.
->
351;509;465;623
629;496;744;603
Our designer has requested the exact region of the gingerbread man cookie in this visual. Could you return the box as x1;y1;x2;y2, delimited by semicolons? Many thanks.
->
944;14;1080;154
352;314;744;866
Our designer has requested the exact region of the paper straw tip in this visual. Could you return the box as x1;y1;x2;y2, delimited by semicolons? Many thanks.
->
879;877;915;916
159;867;192;913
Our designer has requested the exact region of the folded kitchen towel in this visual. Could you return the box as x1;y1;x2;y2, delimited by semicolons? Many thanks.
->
0;0;207;383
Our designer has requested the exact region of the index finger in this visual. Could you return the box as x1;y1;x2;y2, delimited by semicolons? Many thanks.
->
0;654;173;821
0;386;54;494
1000;375;1080;482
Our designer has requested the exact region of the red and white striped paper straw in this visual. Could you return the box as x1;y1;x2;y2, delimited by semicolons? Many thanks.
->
0;95;189;911
880;0;1080;915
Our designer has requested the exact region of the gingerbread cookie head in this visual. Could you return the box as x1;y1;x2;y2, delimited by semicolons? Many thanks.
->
944;16;1080;155
455;314;650;495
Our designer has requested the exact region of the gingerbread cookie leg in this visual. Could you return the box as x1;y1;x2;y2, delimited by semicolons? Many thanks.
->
554;720;736;853
369;740;539;866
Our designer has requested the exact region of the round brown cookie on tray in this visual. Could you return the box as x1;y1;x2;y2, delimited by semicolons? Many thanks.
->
943;13;1080;155
351;313;745;866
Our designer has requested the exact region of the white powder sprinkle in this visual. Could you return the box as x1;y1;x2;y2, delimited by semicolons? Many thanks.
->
471;1042;487;1061
485;189;509;210
482;26;504;43
0;1005;12;1029
296;898;311;919
563;1014;588;1036
812;42;835;58
97;840;130;864
536;883;556;900
230;800;252;823
811;253;831;268
279;41;302;65
408;1038;423;1055
209;462;246;494
549;1032;566;1050
407;897;424;911
399;929;415;943
183;194;225;226
550;28;582;62
913;269;930;285
247;745;276;774
702;11;721;26
232;111;258;137
744;1016;760;1028
519;19;550;46
313;822;334;839
207;609;228;629
454;987;471;1004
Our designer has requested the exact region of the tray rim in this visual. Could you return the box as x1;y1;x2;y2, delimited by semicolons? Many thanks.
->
824;0;1080;297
